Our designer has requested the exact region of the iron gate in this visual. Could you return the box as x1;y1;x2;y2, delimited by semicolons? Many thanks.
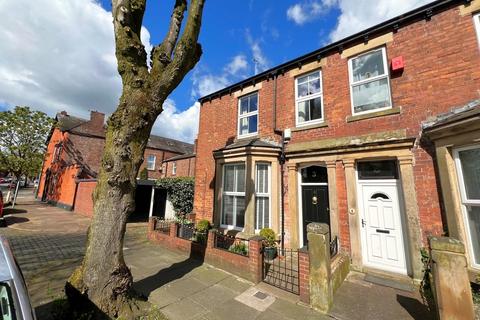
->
262;247;299;294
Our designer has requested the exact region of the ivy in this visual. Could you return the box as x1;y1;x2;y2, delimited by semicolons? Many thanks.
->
155;177;194;216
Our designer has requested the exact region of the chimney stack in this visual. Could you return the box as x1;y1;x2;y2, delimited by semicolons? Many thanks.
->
89;110;105;130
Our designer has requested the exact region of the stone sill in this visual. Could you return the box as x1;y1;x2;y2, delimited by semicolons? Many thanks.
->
291;121;329;132
346;107;401;123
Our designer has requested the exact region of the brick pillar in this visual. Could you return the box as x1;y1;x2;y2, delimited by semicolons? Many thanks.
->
170;222;178;238
148;217;156;232
307;222;333;313
248;236;264;284
207;229;216;249
298;247;310;304
429;237;475;320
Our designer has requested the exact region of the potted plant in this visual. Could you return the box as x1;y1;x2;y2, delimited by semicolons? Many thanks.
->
195;219;210;244
260;228;277;260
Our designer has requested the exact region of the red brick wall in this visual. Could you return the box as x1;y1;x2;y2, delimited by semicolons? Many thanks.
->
163;157;196;178
194;4;480;246
74;181;96;217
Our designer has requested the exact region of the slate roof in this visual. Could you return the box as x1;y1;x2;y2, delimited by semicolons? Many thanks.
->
215;138;281;152
54;112;193;154
422;99;480;131
163;153;196;162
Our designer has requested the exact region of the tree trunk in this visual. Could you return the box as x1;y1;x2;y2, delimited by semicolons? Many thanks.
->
67;0;205;317
68;90;157;315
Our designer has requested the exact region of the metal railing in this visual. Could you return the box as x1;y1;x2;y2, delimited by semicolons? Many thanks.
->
177;222;208;244
214;232;249;256
262;247;299;294
154;218;173;235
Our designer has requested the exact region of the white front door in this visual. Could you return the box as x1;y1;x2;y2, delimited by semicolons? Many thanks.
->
358;182;407;274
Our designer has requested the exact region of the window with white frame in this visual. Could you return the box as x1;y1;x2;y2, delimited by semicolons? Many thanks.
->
222;163;246;229
255;163;271;230
147;155;156;170
455;145;480;267
348;47;392;115
474;13;480;47
238;93;258;137
296;70;324;126
172;162;177;175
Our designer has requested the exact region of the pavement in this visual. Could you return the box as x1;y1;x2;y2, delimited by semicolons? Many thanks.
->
0;189;442;320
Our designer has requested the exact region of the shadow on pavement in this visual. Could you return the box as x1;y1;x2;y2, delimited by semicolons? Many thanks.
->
5;216;29;225
396;294;435;320
134;246;205;297
3;208;27;214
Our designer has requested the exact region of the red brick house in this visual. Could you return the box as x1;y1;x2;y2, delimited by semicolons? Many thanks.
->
37;110;193;219
162;149;196;178
193;0;480;283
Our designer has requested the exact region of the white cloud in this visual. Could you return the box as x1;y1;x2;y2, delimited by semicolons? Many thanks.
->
0;0;199;143
329;0;432;41
287;1;336;25
191;54;250;98
225;55;248;76
152;99;200;143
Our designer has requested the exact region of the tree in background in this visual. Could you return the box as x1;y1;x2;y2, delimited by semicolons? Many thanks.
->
67;0;206;317
0;106;53;182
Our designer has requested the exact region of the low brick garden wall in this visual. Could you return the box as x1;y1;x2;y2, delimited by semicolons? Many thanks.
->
147;217;263;283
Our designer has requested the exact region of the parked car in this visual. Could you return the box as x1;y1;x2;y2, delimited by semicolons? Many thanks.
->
0;236;36;319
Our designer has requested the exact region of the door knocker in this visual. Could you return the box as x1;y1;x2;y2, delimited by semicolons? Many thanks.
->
312;196;318;205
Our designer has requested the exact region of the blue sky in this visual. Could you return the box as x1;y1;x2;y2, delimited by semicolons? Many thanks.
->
0;0;431;142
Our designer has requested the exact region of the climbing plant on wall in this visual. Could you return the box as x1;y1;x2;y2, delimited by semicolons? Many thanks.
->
155;177;195;216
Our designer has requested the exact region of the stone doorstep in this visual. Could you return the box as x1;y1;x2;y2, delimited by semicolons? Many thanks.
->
361;268;417;292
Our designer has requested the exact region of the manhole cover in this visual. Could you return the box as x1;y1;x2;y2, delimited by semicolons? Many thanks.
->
254;291;268;300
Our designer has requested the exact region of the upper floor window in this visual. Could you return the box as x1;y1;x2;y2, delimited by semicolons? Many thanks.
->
474;13;480;47
147;155;156;170
348;47;392;115
222;163;246;229
172;162;177;175
295;70;324;126
238;93;258;137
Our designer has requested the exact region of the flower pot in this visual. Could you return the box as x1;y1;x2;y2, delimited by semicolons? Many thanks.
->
264;246;277;260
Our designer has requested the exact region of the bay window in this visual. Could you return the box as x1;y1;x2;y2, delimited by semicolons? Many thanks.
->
255;163;271;230
238;93;258;137
348;47;392;115
222;163;246;229
295;70;324;126
455;145;480;267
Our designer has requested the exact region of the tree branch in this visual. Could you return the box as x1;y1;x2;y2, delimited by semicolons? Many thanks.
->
112;0;149;88
154;0;187;64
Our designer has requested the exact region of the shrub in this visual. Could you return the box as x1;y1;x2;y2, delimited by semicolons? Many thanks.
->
228;242;248;256
139;167;148;180
260;228;276;247
196;219;210;232
155;177;194;216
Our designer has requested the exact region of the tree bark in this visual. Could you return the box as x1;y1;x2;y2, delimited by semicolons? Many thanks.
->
67;0;205;317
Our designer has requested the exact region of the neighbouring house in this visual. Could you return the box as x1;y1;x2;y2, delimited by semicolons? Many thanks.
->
162;150;196;178
193;0;480;286
37;110;193;221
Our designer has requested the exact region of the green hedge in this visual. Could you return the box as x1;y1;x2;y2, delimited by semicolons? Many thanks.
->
155;177;194;216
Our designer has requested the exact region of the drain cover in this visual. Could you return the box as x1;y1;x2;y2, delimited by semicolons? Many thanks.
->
254;291;268;300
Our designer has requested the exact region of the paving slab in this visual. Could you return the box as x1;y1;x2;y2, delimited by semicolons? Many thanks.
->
161;297;209;320
203;299;261;320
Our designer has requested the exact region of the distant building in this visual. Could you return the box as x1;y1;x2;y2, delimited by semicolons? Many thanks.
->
37;110;193;220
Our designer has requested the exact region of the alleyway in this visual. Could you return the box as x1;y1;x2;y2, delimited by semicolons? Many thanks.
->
0;189;436;319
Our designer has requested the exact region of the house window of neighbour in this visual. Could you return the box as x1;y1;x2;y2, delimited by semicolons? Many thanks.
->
255;163;271;230
222;163;246;229
147;155;156;170
474;13;480;47
295;70;324;126
455;145;480;268
238;93;258;137
172;162;177;175
348;47;392;115
53;143;62;162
